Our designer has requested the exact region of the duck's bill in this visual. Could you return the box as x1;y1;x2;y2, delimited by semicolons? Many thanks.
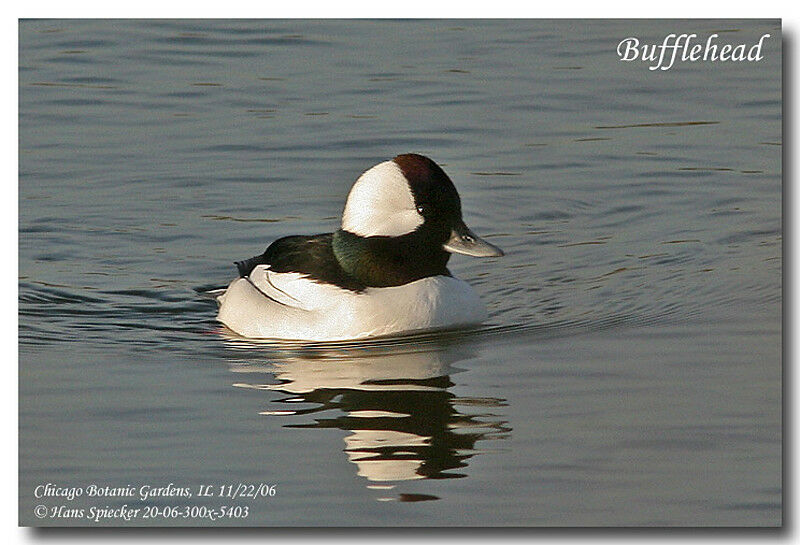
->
443;222;504;257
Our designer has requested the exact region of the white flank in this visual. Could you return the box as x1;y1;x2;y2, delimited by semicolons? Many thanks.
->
216;270;487;341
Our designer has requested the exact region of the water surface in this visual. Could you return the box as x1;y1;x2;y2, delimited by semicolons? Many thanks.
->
19;19;781;526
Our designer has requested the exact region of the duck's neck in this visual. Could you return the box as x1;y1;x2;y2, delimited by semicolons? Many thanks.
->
332;229;451;287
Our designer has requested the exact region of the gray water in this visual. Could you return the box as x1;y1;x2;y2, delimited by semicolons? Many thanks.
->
19;19;781;526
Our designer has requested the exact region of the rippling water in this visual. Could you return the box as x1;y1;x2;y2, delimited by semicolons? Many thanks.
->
19;19;781;526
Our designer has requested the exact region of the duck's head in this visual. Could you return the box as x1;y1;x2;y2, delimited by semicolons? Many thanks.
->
341;153;504;258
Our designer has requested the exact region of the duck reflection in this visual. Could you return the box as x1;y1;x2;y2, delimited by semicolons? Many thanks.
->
221;334;511;500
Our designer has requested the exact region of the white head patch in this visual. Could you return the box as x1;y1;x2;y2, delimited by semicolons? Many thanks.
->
341;160;424;237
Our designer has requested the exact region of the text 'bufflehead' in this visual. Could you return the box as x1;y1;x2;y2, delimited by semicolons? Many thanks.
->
216;153;503;341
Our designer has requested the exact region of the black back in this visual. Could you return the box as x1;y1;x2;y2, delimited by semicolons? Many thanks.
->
235;233;367;292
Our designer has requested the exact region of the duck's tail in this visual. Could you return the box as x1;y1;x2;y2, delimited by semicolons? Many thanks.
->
235;254;268;278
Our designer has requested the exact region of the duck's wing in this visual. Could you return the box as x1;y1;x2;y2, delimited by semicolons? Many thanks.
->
234;235;320;278
247;265;312;309
220;233;366;338
233;233;360;311
235;233;366;291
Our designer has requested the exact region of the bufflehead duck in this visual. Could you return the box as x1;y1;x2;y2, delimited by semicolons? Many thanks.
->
216;153;503;341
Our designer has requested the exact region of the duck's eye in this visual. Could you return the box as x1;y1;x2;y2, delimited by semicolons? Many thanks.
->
416;204;426;214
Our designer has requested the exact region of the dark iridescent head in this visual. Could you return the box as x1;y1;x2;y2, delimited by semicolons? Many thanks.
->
341;153;503;258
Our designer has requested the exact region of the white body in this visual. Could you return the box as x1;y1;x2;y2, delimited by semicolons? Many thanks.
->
216;265;487;341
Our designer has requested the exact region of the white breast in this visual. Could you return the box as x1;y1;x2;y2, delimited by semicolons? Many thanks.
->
216;266;487;341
